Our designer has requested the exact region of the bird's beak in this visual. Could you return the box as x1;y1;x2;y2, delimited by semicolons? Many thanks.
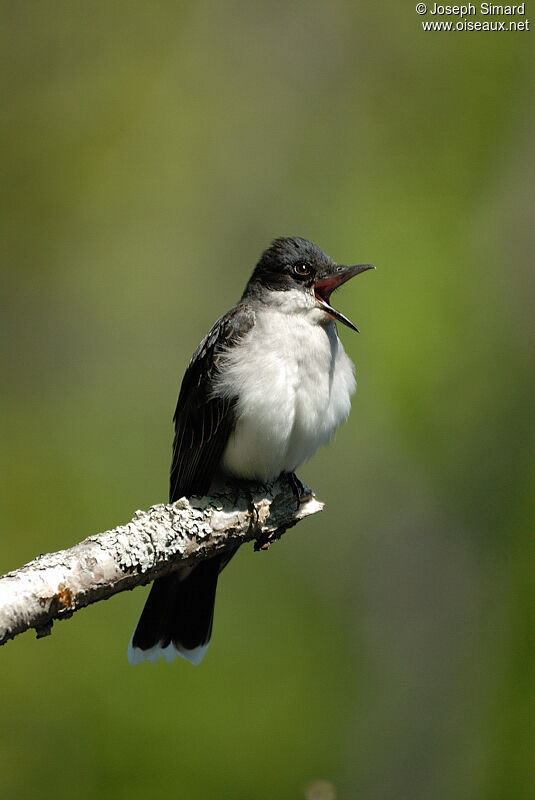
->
314;264;375;332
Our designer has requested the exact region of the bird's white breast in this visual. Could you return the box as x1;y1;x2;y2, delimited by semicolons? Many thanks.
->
215;297;356;481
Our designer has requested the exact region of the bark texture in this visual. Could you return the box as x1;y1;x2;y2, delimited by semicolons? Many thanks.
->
0;477;322;646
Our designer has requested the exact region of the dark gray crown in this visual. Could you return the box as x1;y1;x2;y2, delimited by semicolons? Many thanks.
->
243;236;337;297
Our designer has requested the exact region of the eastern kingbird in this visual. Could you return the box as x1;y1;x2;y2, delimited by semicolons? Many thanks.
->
128;236;373;666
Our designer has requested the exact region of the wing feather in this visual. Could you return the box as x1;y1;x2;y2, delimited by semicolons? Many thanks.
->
169;303;255;501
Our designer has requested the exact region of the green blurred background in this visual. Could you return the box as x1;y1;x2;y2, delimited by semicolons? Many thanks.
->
1;2;534;798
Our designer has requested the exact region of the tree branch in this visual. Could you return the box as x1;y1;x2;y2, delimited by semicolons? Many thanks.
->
0;477;322;647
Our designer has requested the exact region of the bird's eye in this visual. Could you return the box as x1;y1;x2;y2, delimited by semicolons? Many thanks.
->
293;262;310;277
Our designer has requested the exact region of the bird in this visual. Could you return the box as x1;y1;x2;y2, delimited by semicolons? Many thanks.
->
127;236;374;666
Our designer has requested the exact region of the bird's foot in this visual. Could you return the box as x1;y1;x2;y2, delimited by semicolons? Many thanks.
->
225;477;271;507
286;472;312;509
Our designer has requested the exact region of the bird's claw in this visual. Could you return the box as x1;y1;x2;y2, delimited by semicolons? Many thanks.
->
286;472;311;509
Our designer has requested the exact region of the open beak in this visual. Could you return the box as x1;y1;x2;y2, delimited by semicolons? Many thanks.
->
314;264;375;332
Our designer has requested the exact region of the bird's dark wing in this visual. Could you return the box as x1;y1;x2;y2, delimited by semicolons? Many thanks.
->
169;302;256;501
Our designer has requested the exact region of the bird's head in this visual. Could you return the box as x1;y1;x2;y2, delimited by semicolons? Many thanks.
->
242;236;374;332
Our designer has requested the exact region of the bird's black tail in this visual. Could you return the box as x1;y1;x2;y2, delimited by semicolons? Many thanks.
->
128;556;221;666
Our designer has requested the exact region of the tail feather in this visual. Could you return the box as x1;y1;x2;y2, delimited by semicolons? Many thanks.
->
127;635;209;666
128;557;221;666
